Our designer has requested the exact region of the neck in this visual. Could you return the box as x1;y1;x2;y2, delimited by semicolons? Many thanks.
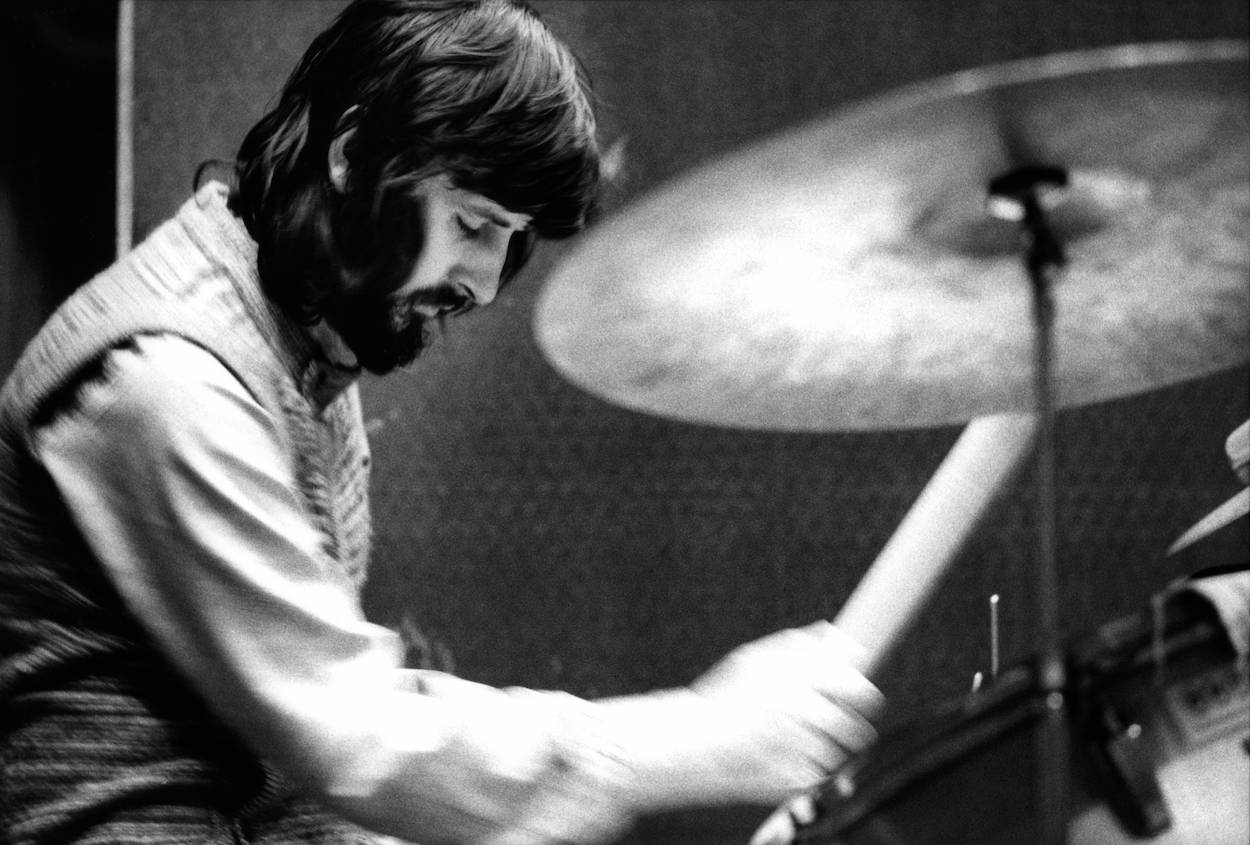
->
307;320;360;372
303;320;362;407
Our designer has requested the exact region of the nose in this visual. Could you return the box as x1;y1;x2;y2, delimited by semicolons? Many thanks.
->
458;269;500;308
404;233;504;310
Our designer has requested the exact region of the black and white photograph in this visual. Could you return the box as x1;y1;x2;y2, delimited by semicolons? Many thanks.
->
1;2;1246;843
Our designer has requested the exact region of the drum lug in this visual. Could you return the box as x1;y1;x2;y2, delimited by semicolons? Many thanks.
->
1092;715;1172;837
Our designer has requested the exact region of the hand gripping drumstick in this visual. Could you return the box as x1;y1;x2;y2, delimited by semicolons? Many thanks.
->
835;413;1040;678
749;414;1040;845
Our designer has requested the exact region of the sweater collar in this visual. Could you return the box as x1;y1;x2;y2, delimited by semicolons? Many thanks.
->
190;182;360;410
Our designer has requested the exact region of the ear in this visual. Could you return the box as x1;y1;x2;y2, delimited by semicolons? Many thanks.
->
328;126;355;193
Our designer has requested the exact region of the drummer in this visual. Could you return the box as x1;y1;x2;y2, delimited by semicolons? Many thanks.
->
0;2;882;844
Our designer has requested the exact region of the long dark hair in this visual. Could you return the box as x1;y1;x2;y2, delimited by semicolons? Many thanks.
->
230;0;600;324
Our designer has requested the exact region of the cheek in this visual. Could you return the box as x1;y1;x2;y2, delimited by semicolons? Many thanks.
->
502;232;535;281
473;235;513;283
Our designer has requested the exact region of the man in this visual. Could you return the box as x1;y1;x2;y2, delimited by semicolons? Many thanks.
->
0;1;882;843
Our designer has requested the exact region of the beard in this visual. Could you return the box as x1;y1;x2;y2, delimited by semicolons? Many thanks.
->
322;180;467;375
324;281;472;375
324;285;430;375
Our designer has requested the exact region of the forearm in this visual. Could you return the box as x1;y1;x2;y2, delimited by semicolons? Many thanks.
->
31;335;637;844
34;335;882;844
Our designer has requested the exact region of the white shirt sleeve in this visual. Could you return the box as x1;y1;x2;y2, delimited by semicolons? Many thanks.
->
32;334;885;845
31;334;640;844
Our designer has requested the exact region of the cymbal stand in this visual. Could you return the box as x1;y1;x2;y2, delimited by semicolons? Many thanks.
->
988;164;1069;845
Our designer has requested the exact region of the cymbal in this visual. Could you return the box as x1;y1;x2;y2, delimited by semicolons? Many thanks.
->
535;41;1250;431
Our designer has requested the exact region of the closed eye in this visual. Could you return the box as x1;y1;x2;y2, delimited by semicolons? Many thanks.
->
456;215;484;239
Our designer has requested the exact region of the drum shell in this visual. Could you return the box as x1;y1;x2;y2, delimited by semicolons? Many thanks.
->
795;590;1249;845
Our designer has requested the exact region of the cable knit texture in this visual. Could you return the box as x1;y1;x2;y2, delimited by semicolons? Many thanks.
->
0;184;376;844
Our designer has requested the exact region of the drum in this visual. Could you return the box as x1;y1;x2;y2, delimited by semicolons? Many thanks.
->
791;578;1249;845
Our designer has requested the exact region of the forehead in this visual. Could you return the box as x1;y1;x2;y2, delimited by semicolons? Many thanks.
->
421;173;532;232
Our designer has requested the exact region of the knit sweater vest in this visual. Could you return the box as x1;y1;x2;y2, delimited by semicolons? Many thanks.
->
0;184;377;844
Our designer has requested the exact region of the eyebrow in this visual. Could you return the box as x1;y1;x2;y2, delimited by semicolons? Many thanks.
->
465;198;531;231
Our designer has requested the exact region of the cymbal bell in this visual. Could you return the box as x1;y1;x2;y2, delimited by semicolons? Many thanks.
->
535;41;1250;431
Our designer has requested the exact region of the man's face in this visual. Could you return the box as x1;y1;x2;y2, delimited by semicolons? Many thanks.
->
327;173;532;374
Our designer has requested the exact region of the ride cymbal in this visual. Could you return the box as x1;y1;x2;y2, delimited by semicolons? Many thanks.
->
536;41;1249;431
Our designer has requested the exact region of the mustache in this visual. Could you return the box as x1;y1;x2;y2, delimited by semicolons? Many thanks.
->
401;285;474;317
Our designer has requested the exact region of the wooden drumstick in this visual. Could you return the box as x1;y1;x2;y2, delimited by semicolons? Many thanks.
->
749;421;1039;845
835;413;1039;678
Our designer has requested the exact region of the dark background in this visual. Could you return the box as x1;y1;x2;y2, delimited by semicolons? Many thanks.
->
6;2;1249;842
0;1;117;376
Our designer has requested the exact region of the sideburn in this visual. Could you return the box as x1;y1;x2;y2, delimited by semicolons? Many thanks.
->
320;180;435;374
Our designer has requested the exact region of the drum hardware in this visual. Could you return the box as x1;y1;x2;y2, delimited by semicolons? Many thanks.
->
985;160;1072;845
1167;420;1250;556
793;661;1058;844
971;594;1003;693
989;593;1001;681
1166;489;1250;556
1088;647;1250;838
1068;582;1248;843
535;41;1249;432
535;35;1249;693
1083;683;1171;835
789;577;1249;844
536;36;1250;844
